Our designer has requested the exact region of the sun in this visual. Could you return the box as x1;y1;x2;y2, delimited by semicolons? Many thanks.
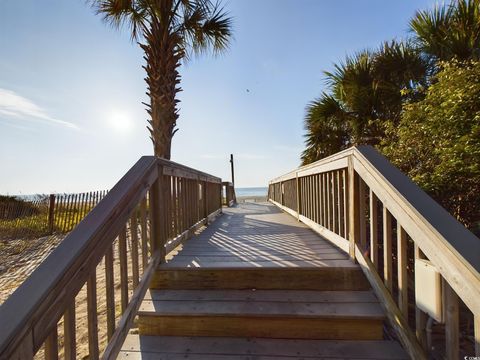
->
107;110;132;132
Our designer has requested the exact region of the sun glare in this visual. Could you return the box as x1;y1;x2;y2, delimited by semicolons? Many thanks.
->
107;110;132;133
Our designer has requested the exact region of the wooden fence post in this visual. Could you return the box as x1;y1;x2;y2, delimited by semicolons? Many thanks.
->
48;194;55;233
348;156;360;261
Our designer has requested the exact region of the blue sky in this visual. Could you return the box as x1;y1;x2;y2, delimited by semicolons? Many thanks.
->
0;0;437;194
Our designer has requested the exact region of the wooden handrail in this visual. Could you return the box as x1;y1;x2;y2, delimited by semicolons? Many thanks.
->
0;156;223;359
269;145;480;360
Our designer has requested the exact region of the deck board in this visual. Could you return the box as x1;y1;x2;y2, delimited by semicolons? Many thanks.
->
119;335;409;359
165;203;350;269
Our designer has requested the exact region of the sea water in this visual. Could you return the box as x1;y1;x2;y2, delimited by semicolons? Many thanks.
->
235;187;268;197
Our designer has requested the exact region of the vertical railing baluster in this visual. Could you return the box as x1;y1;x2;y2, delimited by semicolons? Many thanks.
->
119;227;128;312
326;172;331;230
369;190;378;268
87;273;99;360
342;169;348;237
105;245;115;340
131;213;139;288
397;224;408;317
444;280;459;360
475;315;480;356
383;206;393;292
44;328;58;360
140;197;148;270
332;172;337;233
359;179;367;249
64;301;76;360
414;245;428;350
336;171;342;235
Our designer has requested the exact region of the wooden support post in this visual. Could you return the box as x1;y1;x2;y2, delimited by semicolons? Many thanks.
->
415;244;428;351
48;194;55;234
397;224;408;317
348;157;360;261
150;166;166;261
444;280;459;360
342;169;348;237
383;206;393;293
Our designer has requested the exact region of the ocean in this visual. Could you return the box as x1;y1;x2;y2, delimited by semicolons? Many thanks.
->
235;187;268;197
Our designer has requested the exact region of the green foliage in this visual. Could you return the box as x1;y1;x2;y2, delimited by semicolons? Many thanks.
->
302;40;428;165
410;0;480;61
382;60;480;227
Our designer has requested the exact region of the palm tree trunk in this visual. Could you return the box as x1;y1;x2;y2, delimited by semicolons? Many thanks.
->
141;16;182;159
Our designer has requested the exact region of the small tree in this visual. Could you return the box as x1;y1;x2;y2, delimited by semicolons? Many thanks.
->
382;60;480;229
91;0;233;159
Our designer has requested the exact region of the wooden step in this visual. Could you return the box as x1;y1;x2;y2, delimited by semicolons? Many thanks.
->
138;289;385;340
151;267;370;290
119;335;409;359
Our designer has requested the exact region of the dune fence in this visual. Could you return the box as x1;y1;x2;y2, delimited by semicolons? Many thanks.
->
0;190;108;240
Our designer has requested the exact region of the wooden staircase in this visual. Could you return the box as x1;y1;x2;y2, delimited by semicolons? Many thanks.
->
119;266;409;359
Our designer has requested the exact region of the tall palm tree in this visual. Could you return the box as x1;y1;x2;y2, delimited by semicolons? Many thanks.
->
302;41;428;164
410;0;480;61
301;94;350;165
91;0;232;159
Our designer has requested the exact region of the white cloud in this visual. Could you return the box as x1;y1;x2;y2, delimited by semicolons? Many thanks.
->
0;88;78;130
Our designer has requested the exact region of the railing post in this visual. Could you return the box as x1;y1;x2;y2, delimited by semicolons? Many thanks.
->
348;156;360;261
295;172;300;220
150;164;166;262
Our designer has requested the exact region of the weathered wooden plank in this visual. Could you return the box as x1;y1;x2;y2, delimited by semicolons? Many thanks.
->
139;300;385;319
152;267;370;291
138;315;383;340
144;289;379;303
119;335;408;359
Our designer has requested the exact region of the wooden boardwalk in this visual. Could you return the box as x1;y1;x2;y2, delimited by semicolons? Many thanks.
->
164;202;353;268
119;203;408;359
